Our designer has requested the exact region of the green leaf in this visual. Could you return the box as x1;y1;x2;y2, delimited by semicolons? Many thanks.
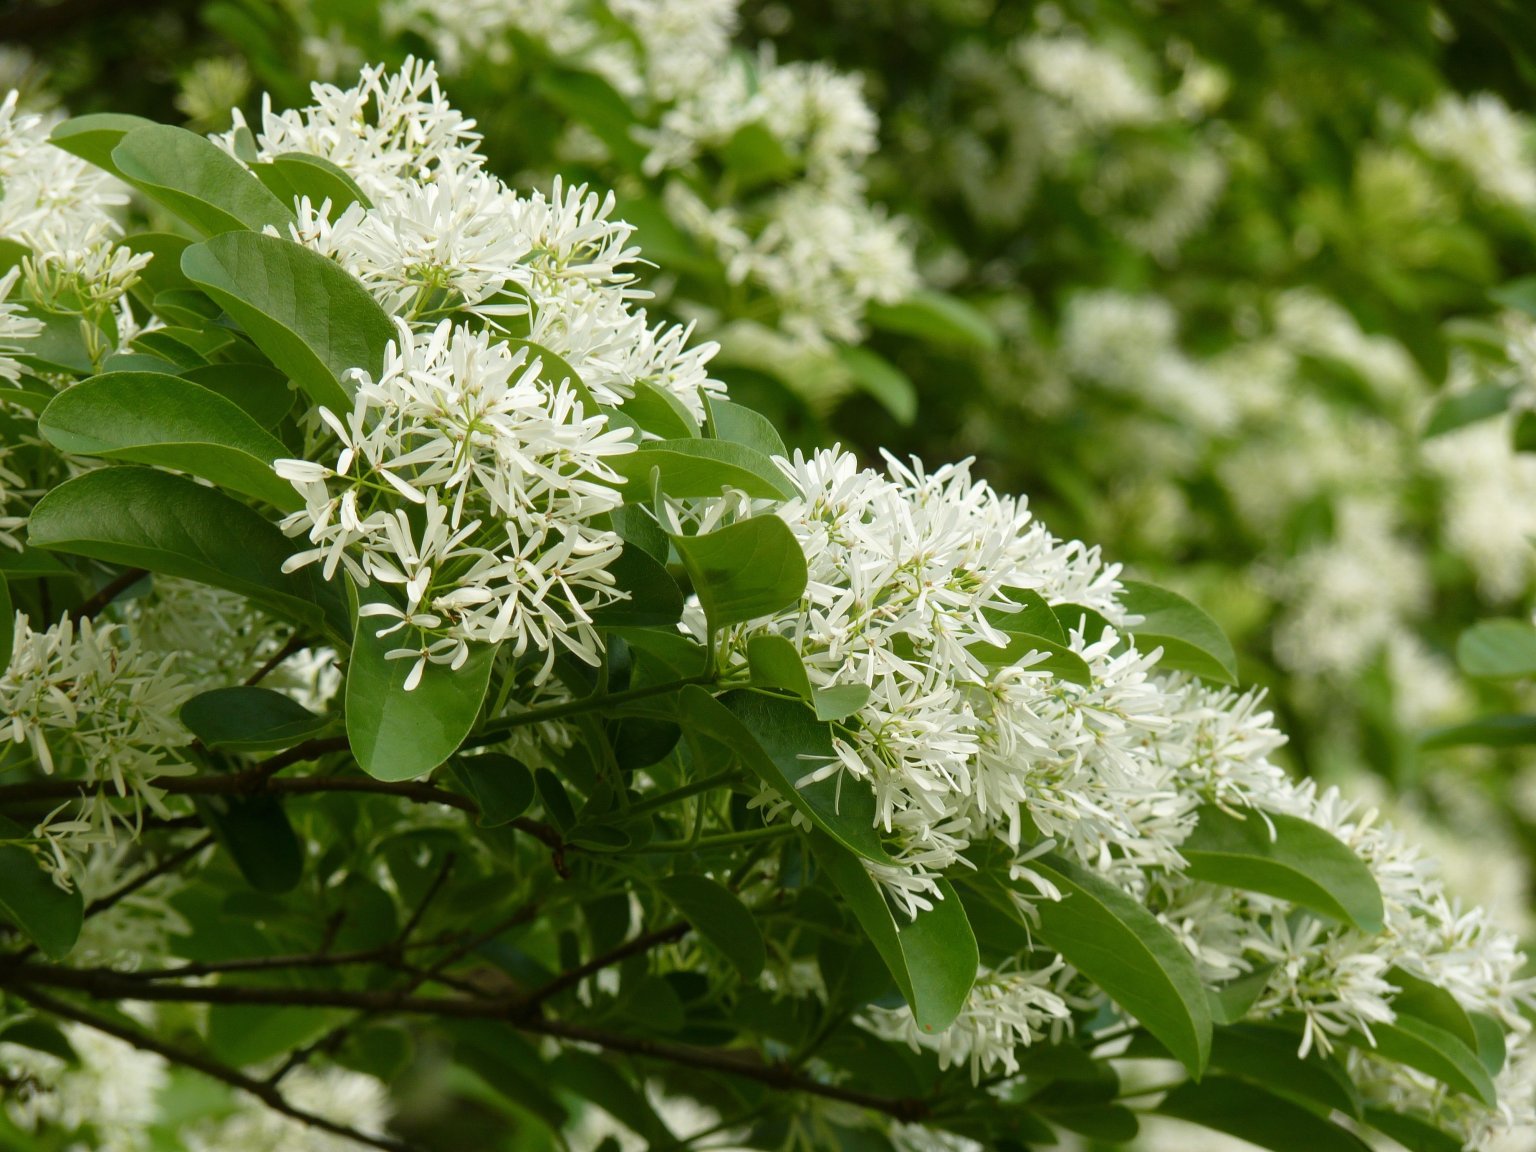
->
122;233;196;297
269;152;372;214
1515;408;1536;453
1470;1012;1507;1078
1029;852;1212;1076
622;380;700;439
195;794;303;893
838;345;917;424
1119;579;1238;685
747;634;813;697
866;289;999;351
673;516;807;632
182;231;395;412
27;467;347;638
658;873;766;980
39;372;300;511
1210;1024;1361;1117
609;439;797;502
1423;383;1512;438
346;600;497;782
971;632;1093;686
1181;805;1384;933
813;684;872;722
1457;618;1536;678
1362;1109;1462;1152
1389;968;1479;1052
181;363;295;429
549;1050;664;1144
180;687;328;752
1421;714;1536;749
1207;965;1274;1025
47;113;157;175
1346;1017;1497;1106
1158;1076;1371;1152
706;396;788;459
0;1019;79;1064
534;768;576;832
450;754;535;827
719;120;799;188
681;687;887;863
0;573;12;669
111;124;295;236
1490;276;1536;317
987;589;1068;645
589;543;684;627
0;817;83;959
809;831;977;1033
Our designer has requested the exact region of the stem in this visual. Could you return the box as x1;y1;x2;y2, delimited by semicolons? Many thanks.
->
68;567;148;623
13;986;423;1152
522;921;688;1008
470;674;716;744
626;770;745;819
641;824;794;853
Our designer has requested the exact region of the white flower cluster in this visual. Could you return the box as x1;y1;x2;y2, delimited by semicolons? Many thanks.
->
1411;92;1536;211
0;613;195;885
287;1;918;351
701;448;1533;1142
220;62;736;685
0;90;148;363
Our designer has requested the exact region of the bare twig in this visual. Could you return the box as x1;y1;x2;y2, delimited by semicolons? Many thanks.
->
68;568;149;623
13;986;426;1152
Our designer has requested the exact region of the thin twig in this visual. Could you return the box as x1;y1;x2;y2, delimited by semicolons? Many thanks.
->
13;986;425;1152
521;921;688;1008
244;633;313;687
68;568;148;623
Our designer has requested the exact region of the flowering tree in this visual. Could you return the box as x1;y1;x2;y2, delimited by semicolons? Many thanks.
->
0;62;1530;1152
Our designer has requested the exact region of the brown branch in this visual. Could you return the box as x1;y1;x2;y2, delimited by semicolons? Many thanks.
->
0;963;929;1121
12;986;426;1152
85;834;214;921
68;568;148;623
244;633;314;687
522;921;688;1008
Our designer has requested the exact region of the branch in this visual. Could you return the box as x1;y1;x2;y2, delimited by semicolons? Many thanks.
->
522;921;688;1008
68;568;148;623
0;964;930;1121
13;985;425;1152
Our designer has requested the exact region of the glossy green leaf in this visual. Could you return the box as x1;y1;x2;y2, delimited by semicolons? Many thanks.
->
658;873;766;980
589;543;684;627
180;687;328;752
673;516;807;632
1029;852;1212;1075
1347;1017;1497;1106
39;372;300;511
47;113;157;174
535;68;647;169
809;831;977;1033
609;439;797;502
747;634;813;697
27;467;347;637
182;231;395;412
1158;1076;1371;1152
1363;1109;1462;1152
866;289;999;351
1206;965;1274;1025
623;380;700;439
111;124;295;236
1389;967;1479;1052
0;816;83;959
269;152;372;214
181;363;295;429
195;794;304;893
972;631;1093;686
813;684;872;722
682;687;887;863
345;599;498;781
1457;618;1536;678
706;396;788;459
1119;579;1238;685
450;754;535;827
1181;805;1384;933
1471;1012;1508;1078
1210;1024;1361;1117
122;233;196;297
987;588;1068;644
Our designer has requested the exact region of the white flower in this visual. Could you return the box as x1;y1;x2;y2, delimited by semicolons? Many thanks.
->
1411;92;1536;210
